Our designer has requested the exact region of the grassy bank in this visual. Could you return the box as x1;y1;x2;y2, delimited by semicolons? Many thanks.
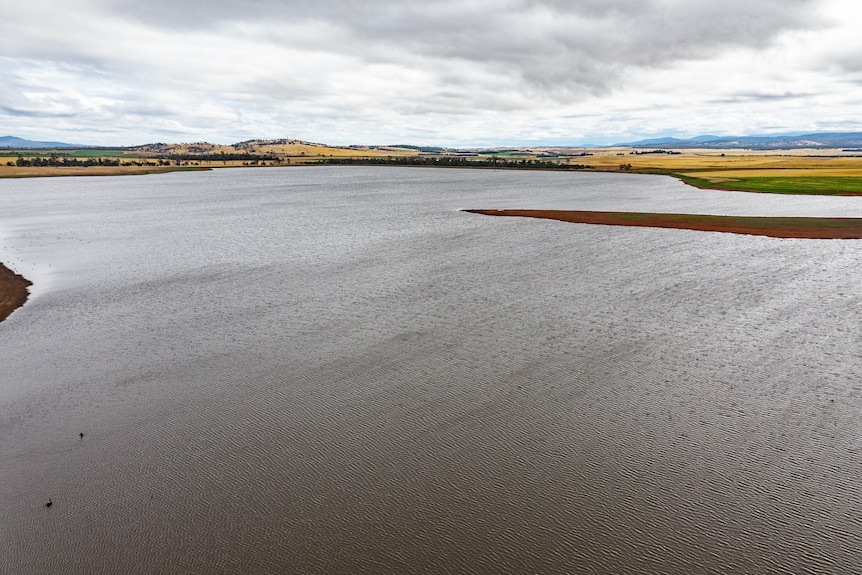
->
673;173;862;195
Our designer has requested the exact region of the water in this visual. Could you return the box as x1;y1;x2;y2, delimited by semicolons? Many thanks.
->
2;166;862;573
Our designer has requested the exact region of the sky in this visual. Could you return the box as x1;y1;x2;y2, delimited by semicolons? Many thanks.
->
2;0;862;147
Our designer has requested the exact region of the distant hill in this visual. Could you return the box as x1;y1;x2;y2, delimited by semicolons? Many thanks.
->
10;132;862;152
129;139;390;158
0;135;78;148
618;132;862;150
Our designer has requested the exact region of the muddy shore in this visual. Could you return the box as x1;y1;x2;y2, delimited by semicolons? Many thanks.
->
465;209;862;239
0;262;31;322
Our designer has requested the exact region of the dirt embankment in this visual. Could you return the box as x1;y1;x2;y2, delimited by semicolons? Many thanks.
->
0;262;32;322
465;209;862;239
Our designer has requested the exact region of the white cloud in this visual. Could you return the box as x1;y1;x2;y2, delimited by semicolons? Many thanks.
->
2;0;860;145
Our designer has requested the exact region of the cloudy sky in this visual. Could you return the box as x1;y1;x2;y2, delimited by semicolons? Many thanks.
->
2;0;862;146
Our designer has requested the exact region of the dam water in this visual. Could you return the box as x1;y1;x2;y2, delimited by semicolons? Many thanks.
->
2;166;862;573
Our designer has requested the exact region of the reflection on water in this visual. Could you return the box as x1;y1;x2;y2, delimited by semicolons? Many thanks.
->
2;167;862;573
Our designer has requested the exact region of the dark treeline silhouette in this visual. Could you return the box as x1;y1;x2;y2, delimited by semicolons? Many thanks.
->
321;156;591;170
14;156;122;167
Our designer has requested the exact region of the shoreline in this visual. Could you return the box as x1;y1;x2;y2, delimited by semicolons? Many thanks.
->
0;262;32;322
0;165;211;179
3;163;862;197
465;209;862;239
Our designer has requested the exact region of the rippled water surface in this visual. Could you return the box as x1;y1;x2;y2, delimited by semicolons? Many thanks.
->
3;167;862;574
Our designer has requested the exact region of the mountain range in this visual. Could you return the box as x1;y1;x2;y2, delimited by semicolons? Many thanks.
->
0;135;77;148
618;132;862;150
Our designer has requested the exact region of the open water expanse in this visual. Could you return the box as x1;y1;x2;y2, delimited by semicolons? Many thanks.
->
3;166;862;574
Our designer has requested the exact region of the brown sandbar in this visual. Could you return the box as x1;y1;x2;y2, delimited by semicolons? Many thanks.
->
0;262;32;322
465;209;862;239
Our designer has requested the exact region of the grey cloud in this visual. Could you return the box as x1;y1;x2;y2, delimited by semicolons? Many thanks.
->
1;1;825;108
104;102;178;118
832;58;862;75
0;0;847;145
709;91;815;104
99;0;821;98
0;106;77;118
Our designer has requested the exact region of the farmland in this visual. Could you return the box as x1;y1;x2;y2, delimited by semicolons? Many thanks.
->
4;139;862;197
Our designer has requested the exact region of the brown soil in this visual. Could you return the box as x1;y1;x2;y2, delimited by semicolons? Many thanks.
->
0;262;32;322
465;209;862;239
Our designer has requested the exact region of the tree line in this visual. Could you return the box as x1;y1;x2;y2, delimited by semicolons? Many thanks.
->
320;156;591;170
12;156;122;167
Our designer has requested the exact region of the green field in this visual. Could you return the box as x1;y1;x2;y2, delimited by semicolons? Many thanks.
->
63;149;127;157
675;174;862;196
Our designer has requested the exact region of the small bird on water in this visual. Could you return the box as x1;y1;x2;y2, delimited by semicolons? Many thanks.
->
46;499;52;508
79;432;84;439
